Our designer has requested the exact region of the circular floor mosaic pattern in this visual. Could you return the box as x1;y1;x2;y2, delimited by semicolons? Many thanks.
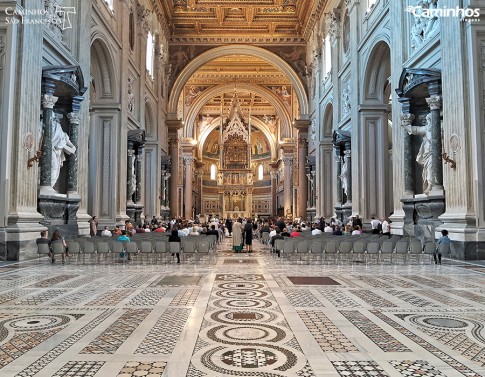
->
213;298;274;309
218;282;265;290
221;348;278;368
5;315;71;331
210;309;280;324
216;289;268;298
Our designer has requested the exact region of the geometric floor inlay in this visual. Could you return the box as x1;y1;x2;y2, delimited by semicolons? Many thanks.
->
1;238;485;377
287;276;340;285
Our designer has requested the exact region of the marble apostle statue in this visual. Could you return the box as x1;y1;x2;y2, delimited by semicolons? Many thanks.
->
128;157;136;200
339;158;349;196
51;115;76;188
403;113;433;194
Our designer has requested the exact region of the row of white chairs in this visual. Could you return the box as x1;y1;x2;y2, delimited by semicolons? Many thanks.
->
37;236;218;264
271;237;440;264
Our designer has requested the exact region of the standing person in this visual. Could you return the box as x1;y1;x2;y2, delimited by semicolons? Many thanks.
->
370;217;381;234
89;216;98;237
225;218;233;236
381;218;391;238
434;229;450;265
319;217;325;233
232;218;243;253
244;218;253;253
168;229;181;264
50;229;67;264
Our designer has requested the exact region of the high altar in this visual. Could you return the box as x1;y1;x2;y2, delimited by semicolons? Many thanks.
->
217;92;254;219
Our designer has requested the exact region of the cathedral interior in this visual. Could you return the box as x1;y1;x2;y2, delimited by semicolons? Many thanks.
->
1;1;485;376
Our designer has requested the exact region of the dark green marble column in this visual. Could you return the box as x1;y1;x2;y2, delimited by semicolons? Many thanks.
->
39;83;58;190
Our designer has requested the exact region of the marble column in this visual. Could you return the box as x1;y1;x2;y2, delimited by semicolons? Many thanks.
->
343;145;352;204
184;156;194;219
169;138;179;218
298;138;308;219
66;111;81;194
135;148;144;203
400;113;415;196
127;144;135;203
335;147;342;205
270;171;277;216
283;156;293;217
426;93;443;192
39;92;58;191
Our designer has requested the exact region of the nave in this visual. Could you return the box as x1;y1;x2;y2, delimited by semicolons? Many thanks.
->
0;239;484;376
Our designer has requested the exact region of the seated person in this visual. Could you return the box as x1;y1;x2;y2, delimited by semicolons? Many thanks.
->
101;226;112;237
281;228;291;237
206;225;219;241
351;225;362;235
270;229;285;257
324;223;334;233
36;230;49;245
332;226;343;236
112;226;122;236
290;227;301;238
135;225;145;233
311;226;322;236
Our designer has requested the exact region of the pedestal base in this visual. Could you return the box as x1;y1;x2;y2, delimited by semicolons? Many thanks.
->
126;204;144;225
38;193;81;239
401;195;445;243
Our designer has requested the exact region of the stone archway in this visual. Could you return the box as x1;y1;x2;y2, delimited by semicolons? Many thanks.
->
185;83;292;140
360;40;392;219
88;38;119;223
168;45;309;121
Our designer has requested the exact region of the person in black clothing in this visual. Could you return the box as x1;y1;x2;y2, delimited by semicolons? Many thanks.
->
36;230;49;245
225;218;233;236
206;225;219;241
275;217;286;233
244;219;253;253
352;215;363;229
319;217;325;233
168;229;181;263
280;228;291;237
259;222;271;235
270;229;285;257
332;226;343;236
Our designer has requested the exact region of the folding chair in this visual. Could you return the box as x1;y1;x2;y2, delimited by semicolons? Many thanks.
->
338;241;353;263
155;241;168;263
140;241;154;263
423;240;437;263
408;240;424;263
352;240;367;262
261;232;270;246
82;242;97;262
37;243;50;262
169;242;181;263
125;242;139;261
394;240;409;263
96;242;111;262
324;241;338;264
365;241;381;264
51;241;66;264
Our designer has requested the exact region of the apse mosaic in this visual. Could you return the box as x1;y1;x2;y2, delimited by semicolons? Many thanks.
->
0;239;482;376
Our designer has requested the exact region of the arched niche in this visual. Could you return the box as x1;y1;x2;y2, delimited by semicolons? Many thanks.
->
90;37;117;101
322;102;334;139
168;45;309;119
362;39;391;103
185;83;292;139
145;101;155;138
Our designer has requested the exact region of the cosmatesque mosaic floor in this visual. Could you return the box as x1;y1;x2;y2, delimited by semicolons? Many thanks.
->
0;239;484;376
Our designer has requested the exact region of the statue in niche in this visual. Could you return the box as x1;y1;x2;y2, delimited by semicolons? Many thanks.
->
127;77;135;113
51;114;76;188
339;157;349;196
247;173;253;185
403;113;432;194
128;157;136;200
217;172;223;185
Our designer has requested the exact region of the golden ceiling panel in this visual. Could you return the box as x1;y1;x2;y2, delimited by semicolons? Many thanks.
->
159;0;326;44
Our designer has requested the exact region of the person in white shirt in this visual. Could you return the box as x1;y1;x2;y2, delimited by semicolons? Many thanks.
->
324;223;334;233
312;227;322;236
370;217;381;234
101;226;112;237
351;225;362;235
381;218;390;237
269;227;277;238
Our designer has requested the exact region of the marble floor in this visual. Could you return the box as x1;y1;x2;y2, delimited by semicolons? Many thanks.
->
0;239;484;377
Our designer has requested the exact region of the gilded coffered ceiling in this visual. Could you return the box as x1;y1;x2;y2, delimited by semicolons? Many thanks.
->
157;0;327;44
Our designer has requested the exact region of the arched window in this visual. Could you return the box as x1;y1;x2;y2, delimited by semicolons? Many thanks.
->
258;164;264;181
146;32;155;78
129;12;135;50
210;164;217;180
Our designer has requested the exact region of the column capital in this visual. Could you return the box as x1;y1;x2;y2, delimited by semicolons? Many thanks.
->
183;156;194;166
298;138;308;148
325;11;341;45
399;113;415;127
282;157;294;166
426;95;442;111
41;94;58;109
67;112;81;125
